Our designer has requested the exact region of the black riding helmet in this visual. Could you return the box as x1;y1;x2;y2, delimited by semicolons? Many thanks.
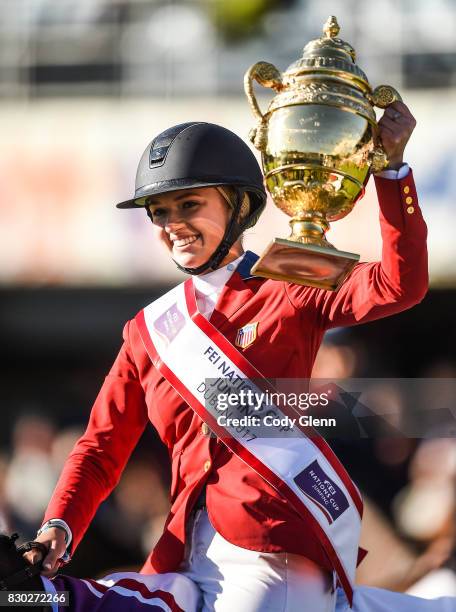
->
116;122;267;275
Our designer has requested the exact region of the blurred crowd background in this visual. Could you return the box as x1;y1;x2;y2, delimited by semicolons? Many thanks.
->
0;0;455;600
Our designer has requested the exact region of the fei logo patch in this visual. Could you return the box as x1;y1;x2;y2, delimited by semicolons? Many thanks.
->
234;322;258;349
153;303;185;346
293;460;349;524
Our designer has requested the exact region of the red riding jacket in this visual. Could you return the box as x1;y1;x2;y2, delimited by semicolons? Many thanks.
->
43;171;428;575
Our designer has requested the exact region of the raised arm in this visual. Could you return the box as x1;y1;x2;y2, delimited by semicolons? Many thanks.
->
24;321;148;575
286;102;428;329
314;167;428;329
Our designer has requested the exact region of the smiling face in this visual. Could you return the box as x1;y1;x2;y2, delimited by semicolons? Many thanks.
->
147;187;243;271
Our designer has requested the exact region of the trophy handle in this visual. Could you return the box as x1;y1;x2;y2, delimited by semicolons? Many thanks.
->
244;62;283;151
368;84;402;108
367;85;403;172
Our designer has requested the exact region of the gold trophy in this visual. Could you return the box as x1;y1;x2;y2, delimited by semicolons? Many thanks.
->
244;16;401;290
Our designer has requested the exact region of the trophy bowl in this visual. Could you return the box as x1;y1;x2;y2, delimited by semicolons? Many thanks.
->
244;16;401;290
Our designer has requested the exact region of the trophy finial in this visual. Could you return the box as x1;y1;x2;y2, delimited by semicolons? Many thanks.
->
323;16;340;39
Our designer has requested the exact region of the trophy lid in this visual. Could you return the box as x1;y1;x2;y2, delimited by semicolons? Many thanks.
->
285;16;370;91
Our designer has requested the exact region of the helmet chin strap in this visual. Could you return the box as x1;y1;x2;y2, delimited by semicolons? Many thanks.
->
147;187;245;276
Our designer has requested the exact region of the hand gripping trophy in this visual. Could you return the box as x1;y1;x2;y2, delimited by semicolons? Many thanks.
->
244;16;402;290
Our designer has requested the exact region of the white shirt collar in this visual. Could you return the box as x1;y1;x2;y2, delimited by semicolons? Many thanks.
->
193;253;245;296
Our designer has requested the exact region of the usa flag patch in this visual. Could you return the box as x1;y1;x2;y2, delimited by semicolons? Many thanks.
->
234;322;258;349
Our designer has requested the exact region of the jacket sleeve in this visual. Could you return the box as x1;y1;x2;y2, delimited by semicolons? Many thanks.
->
285;169;429;329
42;320;149;555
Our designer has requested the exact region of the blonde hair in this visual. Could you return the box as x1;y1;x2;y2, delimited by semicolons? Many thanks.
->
216;186;250;223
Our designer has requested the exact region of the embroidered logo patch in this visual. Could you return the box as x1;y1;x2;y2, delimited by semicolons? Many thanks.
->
234;322;258;349
293;460;349;524
153;303;185;346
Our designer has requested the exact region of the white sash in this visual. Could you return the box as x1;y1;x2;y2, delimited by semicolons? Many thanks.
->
135;275;363;605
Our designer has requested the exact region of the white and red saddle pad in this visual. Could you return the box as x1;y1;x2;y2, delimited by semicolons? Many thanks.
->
42;571;455;611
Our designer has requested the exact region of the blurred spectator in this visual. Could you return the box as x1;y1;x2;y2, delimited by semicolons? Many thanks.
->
4;414;57;539
102;460;170;558
0;454;12;535
394;436;456;597
51;426;84;472
311;331;360;379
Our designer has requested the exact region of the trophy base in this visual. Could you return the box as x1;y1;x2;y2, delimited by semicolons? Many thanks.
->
251;238;360;291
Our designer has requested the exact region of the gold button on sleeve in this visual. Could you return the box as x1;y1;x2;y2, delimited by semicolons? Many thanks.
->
403;186;410;194
405;196;413;204
407;206;415;215
203;460;211;472
201;423;210;436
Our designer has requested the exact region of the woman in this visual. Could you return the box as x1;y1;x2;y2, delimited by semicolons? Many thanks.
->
23;107;449;612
